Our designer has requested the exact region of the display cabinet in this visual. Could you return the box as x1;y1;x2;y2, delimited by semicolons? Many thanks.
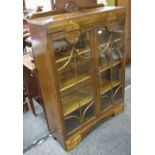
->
28;5;126;151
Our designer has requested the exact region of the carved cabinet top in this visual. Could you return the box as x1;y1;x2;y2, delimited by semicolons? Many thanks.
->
29;6;125;34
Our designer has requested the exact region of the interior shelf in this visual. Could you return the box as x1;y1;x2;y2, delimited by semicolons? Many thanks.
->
55;38;121;64
56;48;90;64
99;61;121;73
62;80;121;116
63;95;93;117
100;80;121;95
60;74;91;92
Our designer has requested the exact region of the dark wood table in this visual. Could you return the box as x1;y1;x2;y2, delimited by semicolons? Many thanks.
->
23;53;44;116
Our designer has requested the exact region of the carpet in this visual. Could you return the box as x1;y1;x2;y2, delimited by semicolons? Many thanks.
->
24;86;131;155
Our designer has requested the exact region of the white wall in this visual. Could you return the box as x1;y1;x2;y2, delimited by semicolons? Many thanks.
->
25;0;51;11
97;0;107;5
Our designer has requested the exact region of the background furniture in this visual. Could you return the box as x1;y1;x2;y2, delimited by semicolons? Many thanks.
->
116;0;131;63
23;54;44;116
23;88;29;113
55;0;97;10
106;0;116;5
28;5;126;151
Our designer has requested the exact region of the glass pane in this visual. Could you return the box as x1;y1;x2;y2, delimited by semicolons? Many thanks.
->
111;64;122;82
97;23;124;112
101;83;123;111
101;90;112;110
52;31;95;134
112;85;123;104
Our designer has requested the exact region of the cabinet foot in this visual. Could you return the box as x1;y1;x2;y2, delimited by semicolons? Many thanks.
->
114;104;124;116
65;135;81;151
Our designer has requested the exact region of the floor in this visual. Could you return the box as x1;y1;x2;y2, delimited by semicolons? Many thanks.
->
23;64;131;155
23;100;49;149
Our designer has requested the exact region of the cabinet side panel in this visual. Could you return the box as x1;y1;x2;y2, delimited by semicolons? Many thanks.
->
117;0;131;63
28;23;65;147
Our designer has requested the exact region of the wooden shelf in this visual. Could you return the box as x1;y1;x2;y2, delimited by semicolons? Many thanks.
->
63;95;93;117
99;61;121;73
100;80;121;95
56;48;90;64
62;85;93;116
60;75;91;92
62;80;121;116
55;37;121;64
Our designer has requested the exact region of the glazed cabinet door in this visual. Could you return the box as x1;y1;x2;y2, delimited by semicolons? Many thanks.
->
49;26;97;135
96;21;125;113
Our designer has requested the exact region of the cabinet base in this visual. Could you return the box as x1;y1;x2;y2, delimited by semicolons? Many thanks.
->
63;101;124;151
65;135;81;151
114;103;124;116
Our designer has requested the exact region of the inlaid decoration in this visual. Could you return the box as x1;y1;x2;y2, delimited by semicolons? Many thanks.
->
106;22;119;32
66;135;81;150
64;21;80;44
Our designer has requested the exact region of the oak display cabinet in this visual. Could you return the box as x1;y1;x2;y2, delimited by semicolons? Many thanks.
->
28;6;126;151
